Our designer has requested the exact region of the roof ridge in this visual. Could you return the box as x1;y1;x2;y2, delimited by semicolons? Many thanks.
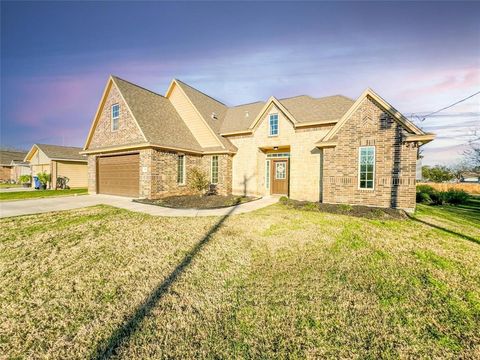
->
35;143;83;149
278;94;311;101
175;78;227;107
314;94;355;101
112;75;166;99
230;101;265;108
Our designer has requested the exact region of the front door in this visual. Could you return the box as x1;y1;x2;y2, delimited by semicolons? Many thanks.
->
271;159;289;195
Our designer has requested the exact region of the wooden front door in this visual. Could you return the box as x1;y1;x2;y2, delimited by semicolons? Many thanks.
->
271;159;289;195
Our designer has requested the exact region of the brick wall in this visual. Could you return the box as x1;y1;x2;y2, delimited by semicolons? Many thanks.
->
322;96;418;211
88;148;232;198
88;83;145;149
0;166;11;181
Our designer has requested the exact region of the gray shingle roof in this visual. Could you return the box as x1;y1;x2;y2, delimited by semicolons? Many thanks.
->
0;150;28;166
35;144;86;161
113;77;204;152
220;95;355;134
174;80;236;151
107;77;355;152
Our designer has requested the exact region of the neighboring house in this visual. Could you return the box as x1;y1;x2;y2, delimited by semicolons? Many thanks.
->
460;172;480;183
82;76;435;211
0;150;28;182
24;144;88;189
10;160;31;183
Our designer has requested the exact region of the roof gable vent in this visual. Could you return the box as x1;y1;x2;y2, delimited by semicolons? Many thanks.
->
211;112;218;120
245;111;249;118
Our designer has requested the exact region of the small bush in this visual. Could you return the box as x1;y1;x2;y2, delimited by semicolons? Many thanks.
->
429;191;446;206
416;185;469;206
18;175;31;184
279;196;289;203
417;185;436;196
189;168;209;193
37;172;51;186
443;189;469;205
417;192;432;204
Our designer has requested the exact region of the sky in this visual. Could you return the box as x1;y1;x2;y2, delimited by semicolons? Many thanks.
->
1;1;479;166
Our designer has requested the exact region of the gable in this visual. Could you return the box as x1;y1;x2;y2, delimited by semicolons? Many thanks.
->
253;104;295;138
166;82;222;148
322;89;426;143
25;146;50;165
85;80;146;150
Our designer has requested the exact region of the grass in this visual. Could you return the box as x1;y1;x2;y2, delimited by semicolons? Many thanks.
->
0;183;22;189
0;188;87;201
0;201;479;359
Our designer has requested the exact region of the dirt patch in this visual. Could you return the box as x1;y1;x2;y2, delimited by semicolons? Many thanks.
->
280;197;407;220
134;194;259;209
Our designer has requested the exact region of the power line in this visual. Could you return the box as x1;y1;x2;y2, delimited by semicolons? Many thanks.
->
413;90;480;122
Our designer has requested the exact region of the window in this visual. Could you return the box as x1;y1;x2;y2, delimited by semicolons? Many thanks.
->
211;155;219;184
269;114;278;136
275;162;286;179
177;155;185;185
266;152;290;158
359;146;375;189
111;104;120;131
265;160;270;189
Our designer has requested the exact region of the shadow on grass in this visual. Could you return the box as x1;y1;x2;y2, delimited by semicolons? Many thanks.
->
407;214;480;245
91;205;237;359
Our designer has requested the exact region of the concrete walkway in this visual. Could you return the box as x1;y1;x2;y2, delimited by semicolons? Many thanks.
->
0;194;279;218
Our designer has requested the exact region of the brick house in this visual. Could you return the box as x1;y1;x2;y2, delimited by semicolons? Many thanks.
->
82;76;434;211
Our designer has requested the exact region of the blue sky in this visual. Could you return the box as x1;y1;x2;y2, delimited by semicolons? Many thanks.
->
1;1;479;165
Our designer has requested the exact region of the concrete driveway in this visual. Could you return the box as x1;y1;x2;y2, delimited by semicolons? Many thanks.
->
0;194;278;218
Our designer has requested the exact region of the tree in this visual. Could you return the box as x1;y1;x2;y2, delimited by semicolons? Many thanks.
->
464;128;480;171
450;161;471;183
421;165;454;183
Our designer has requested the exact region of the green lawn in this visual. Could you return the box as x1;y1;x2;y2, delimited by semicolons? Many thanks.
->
0;183;22;189
0;188;87;201
0;201;479;359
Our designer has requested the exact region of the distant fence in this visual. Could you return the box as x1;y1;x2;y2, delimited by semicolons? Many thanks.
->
417;182;480;195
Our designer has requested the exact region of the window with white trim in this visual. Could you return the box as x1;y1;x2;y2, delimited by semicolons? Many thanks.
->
177;155;185;185
211;155;219;184
111;104;120;131
265;160;270;190
269;114;278;136
358;146;375;189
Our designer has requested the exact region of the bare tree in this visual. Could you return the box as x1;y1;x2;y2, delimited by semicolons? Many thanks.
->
464;128;480;171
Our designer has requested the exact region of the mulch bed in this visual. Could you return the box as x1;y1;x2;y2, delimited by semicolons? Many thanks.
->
134;194;259;209
280;197;407;220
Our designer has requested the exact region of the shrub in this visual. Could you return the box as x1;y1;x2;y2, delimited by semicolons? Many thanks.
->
416;184;445;205
417;192;432;204
18;175;31;184
416;185;469;206
279;196;289;203
37;172;51;186
443;189;470;205
189;168;209;193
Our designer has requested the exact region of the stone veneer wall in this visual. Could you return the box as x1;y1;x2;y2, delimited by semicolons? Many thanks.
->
87;149;232;198
322;96;418;211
